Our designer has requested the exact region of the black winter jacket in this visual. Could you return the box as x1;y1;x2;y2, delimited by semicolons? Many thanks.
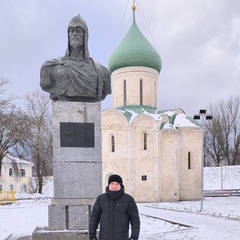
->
89;185;140;240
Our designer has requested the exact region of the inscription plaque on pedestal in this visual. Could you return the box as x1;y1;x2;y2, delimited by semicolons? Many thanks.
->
60;122;95;148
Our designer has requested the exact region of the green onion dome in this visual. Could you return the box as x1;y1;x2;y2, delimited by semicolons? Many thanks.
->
108;13;162;73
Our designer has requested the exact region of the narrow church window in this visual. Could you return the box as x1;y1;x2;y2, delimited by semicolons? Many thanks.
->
140;79;143;105
188;152;191;169
144;133;147;150
124;80;127;106
111;135;115;152
142;175;147;181
154;82;157;106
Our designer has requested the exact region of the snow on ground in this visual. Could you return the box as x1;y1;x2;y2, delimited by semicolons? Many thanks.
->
204;165;240;190
0;166;240;240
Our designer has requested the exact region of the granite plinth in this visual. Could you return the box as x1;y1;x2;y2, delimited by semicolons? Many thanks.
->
48;205;90;230
53;162;101;199
32;101;102;240
52;102;101;163
32;227;90;240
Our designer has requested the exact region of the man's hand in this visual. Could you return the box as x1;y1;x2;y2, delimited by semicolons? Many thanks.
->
89;233;97;240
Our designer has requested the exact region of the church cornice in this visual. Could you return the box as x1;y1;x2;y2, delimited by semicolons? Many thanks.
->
112;69;159;80
110;105;199;129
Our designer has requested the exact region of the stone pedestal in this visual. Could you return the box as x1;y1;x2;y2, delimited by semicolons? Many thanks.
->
32;101;102;240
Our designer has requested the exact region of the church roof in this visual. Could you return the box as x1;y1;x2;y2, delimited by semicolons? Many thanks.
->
116;105;200;129
108;9;162;73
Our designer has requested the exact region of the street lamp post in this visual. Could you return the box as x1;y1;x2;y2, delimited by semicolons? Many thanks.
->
194;109;212;212
220;157;223;190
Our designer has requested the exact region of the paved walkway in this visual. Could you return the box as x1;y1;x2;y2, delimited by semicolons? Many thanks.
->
7;204;240;240
138;204;240;240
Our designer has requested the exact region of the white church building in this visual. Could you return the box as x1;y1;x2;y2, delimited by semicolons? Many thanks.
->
101;4;202;202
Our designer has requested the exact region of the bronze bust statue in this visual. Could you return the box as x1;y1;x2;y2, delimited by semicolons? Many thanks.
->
40;15;111;102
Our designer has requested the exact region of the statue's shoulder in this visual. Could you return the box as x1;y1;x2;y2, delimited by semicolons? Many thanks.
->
90;58;110;76
40;57;64;79
41;57;63;68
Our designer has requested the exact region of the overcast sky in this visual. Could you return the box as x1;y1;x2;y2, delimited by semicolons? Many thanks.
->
0;0;240;116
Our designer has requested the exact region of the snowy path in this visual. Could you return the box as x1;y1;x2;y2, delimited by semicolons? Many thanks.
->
1;198;240;240
138;204;240;240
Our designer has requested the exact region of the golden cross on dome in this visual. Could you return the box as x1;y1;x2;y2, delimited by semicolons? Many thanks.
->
132;0;136;11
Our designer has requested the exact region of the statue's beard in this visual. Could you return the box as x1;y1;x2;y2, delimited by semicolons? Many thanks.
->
70;38;83;50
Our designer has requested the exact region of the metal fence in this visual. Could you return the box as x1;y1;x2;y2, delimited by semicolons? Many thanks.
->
0;191;16;204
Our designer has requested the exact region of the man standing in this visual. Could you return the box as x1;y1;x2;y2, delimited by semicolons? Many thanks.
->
89;174;140;240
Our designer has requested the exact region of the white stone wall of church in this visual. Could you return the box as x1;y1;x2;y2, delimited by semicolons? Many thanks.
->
178;128;202;200
130;115;159;202
101;110;202;202
158;131;180;202
111;66;159;108
101;110;130;192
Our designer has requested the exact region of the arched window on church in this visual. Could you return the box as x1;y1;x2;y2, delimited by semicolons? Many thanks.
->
111;135;115;152
154;81;157;106
123;80;127;106
188;152;191;169
143;133;147;150
140;79;143;105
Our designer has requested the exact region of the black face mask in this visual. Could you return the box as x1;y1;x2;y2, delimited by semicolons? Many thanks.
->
106;186;124;201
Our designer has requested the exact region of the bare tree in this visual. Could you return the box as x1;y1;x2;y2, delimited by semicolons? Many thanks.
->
23;90;53;194
0;75;13;109
0;75;30;171
0;74;52;193
206;96;240;166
